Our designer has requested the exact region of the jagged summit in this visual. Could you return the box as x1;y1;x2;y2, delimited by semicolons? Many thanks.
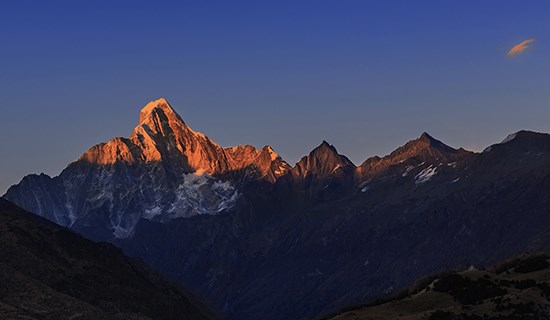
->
418;131;437;143
412;131;450;149
133;97;207;143
139;98;183;124
291;141;355;179
388;132;469;161
358;132;474;178
319;140;332;147
309;141;353;166
313;140;345;156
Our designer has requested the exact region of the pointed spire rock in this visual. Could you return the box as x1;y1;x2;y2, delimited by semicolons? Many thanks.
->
398;132;455;155
311;140;342;156
138;98;185;125
419;132;436;142
291;141;355;179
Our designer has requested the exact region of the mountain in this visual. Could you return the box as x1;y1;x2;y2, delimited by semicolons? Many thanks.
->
0;198;217;320
4;98;290;240
324;254;550;320
357;132;474;182
276;141;357;204
291;141;355;180
5;98;550;320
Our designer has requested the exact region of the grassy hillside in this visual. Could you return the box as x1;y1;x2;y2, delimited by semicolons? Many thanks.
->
324;254;550;320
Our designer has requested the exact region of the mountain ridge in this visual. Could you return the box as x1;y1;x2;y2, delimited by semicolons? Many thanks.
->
5;98;550;320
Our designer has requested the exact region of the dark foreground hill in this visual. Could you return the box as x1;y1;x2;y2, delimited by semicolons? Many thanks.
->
324;254;550;320
0;198;217;320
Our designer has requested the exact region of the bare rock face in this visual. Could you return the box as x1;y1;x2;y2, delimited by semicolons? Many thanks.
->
225;145;291;182
81;98;229;172
4;98;290;239
80;137;139;165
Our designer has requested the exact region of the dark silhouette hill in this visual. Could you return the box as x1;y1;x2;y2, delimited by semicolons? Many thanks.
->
0;198;217;320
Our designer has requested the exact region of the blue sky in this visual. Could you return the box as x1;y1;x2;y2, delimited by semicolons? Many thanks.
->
1;1;549;193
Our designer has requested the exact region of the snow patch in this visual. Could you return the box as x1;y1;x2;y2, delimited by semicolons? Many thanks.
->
415;165;437;184
165;173;239;220
212;180;233;192
217;191;239;212
359;180;371;192
402;165;415;177
484;132;519;153
501;133;517;144
359;180;371;188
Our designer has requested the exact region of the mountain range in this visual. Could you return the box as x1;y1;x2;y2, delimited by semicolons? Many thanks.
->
5;98;550;320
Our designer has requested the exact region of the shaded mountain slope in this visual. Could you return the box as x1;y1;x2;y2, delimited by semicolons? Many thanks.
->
324;254;550;320
0;198;216;320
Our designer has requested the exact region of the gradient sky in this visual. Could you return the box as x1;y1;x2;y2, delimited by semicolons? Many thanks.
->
1;0;550;194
